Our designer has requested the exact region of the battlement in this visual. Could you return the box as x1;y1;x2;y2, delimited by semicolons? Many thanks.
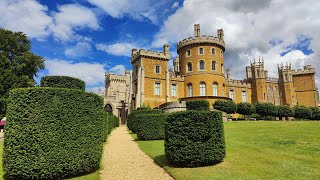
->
266;77;279;82
228;79;251;88
131;44;170;63
105;72;130;84
177;35;225;52
293;65;316;75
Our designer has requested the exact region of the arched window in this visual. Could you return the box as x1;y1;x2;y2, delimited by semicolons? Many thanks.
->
211;48;216;55
200;82;206;96
187;49;191;57
199;47;204;55
187;83;193;97
187;62;192;72
212;61;216;71
199;60;205;70
213;83;218;96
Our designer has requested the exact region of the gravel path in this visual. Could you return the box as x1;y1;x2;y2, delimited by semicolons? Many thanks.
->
100;126;173;180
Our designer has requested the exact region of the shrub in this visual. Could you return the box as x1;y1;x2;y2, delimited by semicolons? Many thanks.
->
127;109;162;133
113;115;119;128
165;111;225;167
311;107;320;120
255;102;277;119
0;98;7;115
4;88;104;179
213;100;237;114
277;105;294;120
186;100;210;111
40;76;85;91
136;114;167;140
236;102;255;119
294;105;312;120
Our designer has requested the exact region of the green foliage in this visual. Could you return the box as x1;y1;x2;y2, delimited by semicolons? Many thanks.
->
127;109;162;133
137;104;151;110
294;105;312;120
41;76;85;90
0;98;7;115
165;111;226;167
4;88;104;179
236;102;255;117
136;114;167;140
0;29;45;98
107;114;119;134
277;105;294;119
255;102;278;119
310;107;320;120
213;100;237;114
186;100;210;111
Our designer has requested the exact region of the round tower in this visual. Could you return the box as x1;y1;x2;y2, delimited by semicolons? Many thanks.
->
177;24;228;104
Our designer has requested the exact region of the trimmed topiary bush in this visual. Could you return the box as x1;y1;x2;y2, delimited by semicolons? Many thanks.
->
165;111;225;167
40;76;85;91
311;107;320;120
127;109;162;133
213;100;237;115
277;105;294;120
294;105;312;120
4;88;104;179
236;102;255;119
136;114;167;140
186;100;210;111
255;102;277;120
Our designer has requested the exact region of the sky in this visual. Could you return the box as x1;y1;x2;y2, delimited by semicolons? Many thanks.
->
1;0;319;93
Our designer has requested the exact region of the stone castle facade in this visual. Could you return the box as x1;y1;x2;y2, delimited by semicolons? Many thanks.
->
105;24;319;116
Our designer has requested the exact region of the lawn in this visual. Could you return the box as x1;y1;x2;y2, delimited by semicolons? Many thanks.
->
132;121;320;179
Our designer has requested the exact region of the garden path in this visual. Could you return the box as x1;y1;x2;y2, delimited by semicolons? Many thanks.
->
100;126;173;180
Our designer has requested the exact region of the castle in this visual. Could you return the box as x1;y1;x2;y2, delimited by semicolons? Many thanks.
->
104;24;319;119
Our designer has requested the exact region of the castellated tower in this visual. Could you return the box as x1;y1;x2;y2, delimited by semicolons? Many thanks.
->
248;58;267;103
278;63;296;106
177;24;227;105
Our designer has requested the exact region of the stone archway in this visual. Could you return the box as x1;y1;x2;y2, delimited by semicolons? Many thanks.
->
105;104;113;114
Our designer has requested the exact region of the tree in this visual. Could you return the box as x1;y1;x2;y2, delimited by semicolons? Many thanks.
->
277;105;293;120
294;106;312;120
0;29;44;99
213;100;237;116
236;102;255;119
310;107;320;120
255;102;277;120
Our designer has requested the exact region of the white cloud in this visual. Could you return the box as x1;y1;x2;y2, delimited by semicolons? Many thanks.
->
108;65;126;75
153;0;320;87
171;2;179;9
96;42;138;57
0;0;52;39
65;41;92;57
50;4;100;41
45;59;106;86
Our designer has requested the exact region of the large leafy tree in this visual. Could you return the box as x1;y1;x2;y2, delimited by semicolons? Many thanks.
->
0;29;45;99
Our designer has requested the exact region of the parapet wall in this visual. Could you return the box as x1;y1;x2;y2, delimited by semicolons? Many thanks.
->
177;35;225;52
131;49;170;63
228;79;251;88
293;65;316;75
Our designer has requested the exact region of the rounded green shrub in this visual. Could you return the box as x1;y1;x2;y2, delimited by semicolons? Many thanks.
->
136;114;167;140
277;105;294;120
255;102;277;119
311;107;320;120
236;102;255;118
127;109;162;133
4;88;104;179
213;100;237;114
186;100;210;111
40;76;85;90
294;105;312;120
165;111;226;167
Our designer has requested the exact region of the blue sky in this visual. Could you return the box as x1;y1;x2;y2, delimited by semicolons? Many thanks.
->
1;0;319;93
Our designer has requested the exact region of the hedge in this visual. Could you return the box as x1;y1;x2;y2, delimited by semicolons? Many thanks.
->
236;102;255;117
255;102;277;118
277;105;294;120
4;88;104;179
40;76;85;91
0;98;7;115
213;100;237;114
165;111;226;167
186;100;210;111
127;109;162;133
311;107;320;120
136;114;167;140
294;105;312;120
107;114;119;134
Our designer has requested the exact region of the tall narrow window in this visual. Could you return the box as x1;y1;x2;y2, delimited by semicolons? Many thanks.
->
199;60;205;70
187;62;192;72
187;83;193;97
187;49;191;57
155;82;160;95
155;65;160;74
213;83;218;96
229;90;234;100
171;84;177;97
221;63;224;73
200;82;206;96
212;48;216;55
199;47;204;55
212;61;216;71
222;84;225;96
220;50;223;57
242;91;247;102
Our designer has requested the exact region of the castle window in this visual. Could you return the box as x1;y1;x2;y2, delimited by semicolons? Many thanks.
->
220;50;223;57
187;49;191;57
213;83;218;96
212;48;216;55
199;60;205;70
200;82;206;96
199;47;204;55
242;91;247;102
221;63;224;73
154;82;160;95
222;84;225;96
155;65;160;74
212;61;216;71
229;90;234;100
171;84;177;97
187;83;193;97
187;62;192;72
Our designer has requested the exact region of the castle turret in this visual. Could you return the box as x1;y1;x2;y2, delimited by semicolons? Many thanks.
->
173;57;179;73
250;57;267;103
217;29;224;41
164;44;169;56
194;24;200;37
278;63;296;106
226;69;230;81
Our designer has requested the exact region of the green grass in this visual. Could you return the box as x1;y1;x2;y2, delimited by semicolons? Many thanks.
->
132;121;320;180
